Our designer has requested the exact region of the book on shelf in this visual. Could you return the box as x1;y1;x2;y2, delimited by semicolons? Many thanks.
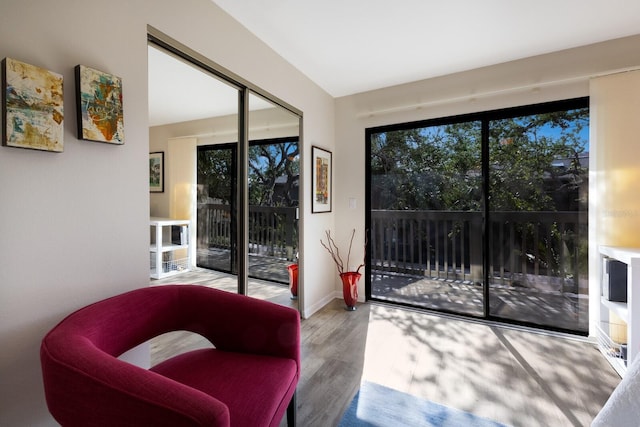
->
171;225;188;245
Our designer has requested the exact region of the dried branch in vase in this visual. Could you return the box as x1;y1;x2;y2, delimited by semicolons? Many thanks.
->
320;229;367;275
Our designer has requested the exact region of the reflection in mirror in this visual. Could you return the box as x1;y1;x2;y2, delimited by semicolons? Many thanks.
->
149;43;240;290
148;44;301;313
247;91;300;311
147;50;303;427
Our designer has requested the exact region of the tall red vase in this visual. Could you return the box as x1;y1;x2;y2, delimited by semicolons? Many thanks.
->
287;264;298;299
340;272;361;311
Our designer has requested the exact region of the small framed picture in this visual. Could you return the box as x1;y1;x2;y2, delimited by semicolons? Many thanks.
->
312;146;332;213
75;64;124;144
149;152;164;193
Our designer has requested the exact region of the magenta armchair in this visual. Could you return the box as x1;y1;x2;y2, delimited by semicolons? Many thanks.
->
40;285;300;427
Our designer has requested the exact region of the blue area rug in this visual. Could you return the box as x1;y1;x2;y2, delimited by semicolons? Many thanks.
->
339;381;510;427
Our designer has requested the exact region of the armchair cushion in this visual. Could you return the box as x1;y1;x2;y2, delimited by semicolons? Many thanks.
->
151;348;297;426
40;285;300;427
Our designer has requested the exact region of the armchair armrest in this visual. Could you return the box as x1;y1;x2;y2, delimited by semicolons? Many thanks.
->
41;324;230;426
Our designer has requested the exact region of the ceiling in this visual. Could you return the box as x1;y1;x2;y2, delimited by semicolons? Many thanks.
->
149;1;640;126
148;45;237;126
211;0;640;97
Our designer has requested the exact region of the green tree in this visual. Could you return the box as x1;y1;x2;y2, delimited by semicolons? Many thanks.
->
371;124;482;210
197;139;299;208
370;108;588;213
197;148;233;204
248;140;299;207
489;109;588;212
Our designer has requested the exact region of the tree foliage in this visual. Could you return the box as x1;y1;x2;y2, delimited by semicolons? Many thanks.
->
197;139;299;207
197;148;234;204
370;108;589;212
489;110;588;212
248;140;299;207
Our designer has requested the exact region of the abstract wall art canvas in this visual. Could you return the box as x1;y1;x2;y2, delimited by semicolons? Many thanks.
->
2;58;64;152
75;65;124;144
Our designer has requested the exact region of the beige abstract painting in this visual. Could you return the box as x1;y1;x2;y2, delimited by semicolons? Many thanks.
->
2;58;64;152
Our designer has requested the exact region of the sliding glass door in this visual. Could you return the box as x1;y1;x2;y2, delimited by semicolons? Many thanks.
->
197;133;299;285
487;107;589;332
149;32;302;311
367;98;589;334
247;92;300;287
197;144;237;273
368;121;484;316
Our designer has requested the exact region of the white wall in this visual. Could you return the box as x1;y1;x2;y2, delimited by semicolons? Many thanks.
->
0;0;335;425
589;70;640;336
334;34;640;308
150;115;240;217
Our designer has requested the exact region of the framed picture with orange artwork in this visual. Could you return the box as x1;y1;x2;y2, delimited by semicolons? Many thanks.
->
312;145;332;213
75;64;124;144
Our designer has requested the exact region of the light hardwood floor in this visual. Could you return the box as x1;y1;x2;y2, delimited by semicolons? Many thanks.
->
150;273;621;427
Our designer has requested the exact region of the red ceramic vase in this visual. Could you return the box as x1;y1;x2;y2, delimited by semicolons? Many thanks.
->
287;264;298;298
340;271;361;311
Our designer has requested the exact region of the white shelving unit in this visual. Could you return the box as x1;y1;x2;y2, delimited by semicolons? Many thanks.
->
597;246;640;377
150;217;191;279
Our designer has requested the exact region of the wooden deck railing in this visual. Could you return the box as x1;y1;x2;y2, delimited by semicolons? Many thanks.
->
371;210;587;293
197;204;586;293
197;203;298;261
370;210;483;282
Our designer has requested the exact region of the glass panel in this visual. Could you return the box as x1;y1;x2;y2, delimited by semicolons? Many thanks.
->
191;84;240;277
247;92;300;308
148;43;240;292
197;144;236;273
488;108;589;333
369;122;484;316
149;43;302;312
